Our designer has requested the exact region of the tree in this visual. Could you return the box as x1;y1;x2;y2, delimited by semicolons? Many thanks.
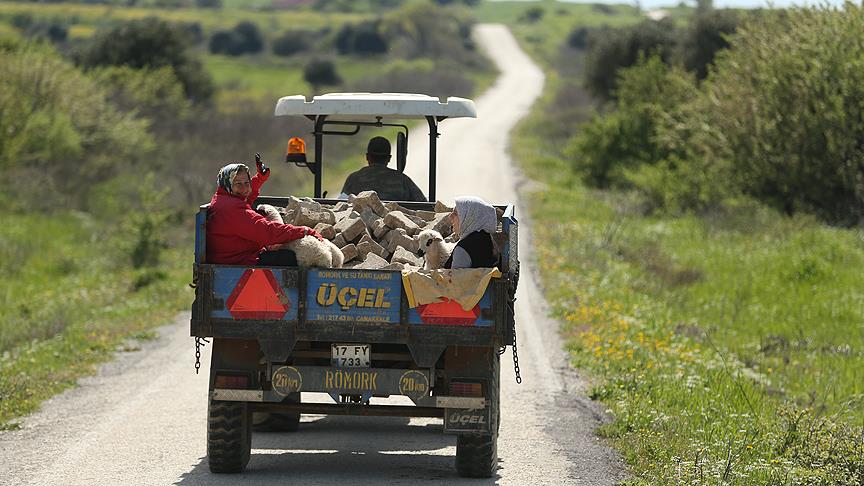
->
519;6;545;23
178;21;205;45
0;42;153;208
234;21;264;54
26;22;68;44
336;20;388;56
381;3;483;67
567;26;591;50
696;0;713;14
303;59;342;89
700;4;864;224
583;19;678;100
78;17;214;103
209;30;244;56
90;65;191;124
568;55;699;189
209;22;264;56
434;0;479;5
681;10;739;79
272;30;311;57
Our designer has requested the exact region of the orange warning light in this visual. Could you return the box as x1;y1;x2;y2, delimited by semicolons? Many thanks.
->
286;137;307;164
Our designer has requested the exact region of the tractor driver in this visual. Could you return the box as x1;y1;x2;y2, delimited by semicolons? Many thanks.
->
339;136;427;202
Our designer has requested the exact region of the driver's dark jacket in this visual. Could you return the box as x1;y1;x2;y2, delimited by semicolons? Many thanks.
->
341;164;426;202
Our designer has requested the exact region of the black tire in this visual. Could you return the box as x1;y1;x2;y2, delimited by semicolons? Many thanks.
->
207;398;252;473
455;352;500;478
456;433;498;478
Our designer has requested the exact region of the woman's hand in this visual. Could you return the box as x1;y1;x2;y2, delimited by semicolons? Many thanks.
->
305;227;324;241
255;153;270;182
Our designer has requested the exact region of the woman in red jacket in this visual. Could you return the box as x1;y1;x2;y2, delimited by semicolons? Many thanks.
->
206;156;321;266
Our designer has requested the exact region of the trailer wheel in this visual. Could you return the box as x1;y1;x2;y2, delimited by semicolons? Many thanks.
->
207;398;252;473
455;351;499;478
456;433;498;478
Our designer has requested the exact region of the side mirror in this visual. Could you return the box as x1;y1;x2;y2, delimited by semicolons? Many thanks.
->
396;131;408;173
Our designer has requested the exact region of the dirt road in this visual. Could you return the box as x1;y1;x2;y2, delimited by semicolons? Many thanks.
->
0;25;627;485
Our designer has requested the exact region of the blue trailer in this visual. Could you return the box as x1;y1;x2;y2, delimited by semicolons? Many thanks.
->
190;93;519;478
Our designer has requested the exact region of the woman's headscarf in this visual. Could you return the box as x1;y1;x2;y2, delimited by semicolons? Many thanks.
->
454;196;497;239
216;163;251;194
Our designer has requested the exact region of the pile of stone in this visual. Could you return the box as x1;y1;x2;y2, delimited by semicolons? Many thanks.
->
275;191;457;270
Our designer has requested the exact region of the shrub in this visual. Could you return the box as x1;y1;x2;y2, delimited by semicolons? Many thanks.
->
78;17;214;103
519;6;545;23
576;4;864;222
627;100;737;213
89;65;191;124
583;19;678;100
196;0;222;8
681;9;740;79
24;22;68;44
209;22;264;56
700;4;864;224
335;20;388;56
314;0;405;11
10;13;33;30
567;26;591;50
567;56;699;189
591;3;616;15
0;42;153;209
234;21;264;54
178;21;204;45
303;59;342;88
381;3;486;68
349;61;473;97
124;173;171;269
209;30;243;55
272;30;311;57
433;0;478;5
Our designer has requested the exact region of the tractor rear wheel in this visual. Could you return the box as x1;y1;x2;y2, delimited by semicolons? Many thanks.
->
455;433;498;478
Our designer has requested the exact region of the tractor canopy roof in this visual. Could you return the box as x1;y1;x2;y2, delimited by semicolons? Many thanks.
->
274;92;477;121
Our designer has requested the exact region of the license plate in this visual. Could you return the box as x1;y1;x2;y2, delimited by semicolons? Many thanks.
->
331;344;370;368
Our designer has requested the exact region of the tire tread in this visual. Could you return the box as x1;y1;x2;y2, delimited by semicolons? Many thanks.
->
207;399;251;473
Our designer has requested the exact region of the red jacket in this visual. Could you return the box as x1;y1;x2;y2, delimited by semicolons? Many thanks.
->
206;174;307;265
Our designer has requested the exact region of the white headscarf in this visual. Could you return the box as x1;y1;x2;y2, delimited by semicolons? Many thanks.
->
454;196;497;239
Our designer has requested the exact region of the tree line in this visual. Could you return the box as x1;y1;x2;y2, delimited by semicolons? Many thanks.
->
566;5;864;226
1;1;488;223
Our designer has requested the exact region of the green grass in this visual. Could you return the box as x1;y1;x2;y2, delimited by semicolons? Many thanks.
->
475;1;643;68
0;1;496;112
0;213;192;427
0;0;496;430
204;54;309;104
204;54;496;115
0;1;363;34
509;22;864;486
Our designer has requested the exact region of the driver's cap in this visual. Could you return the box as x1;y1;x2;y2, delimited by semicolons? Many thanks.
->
366;136;391;157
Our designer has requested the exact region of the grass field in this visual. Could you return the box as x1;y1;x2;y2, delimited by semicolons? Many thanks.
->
0;213;192;429
508;10;864;484
474;1;643;67
0;0;498;429
0;1;363;34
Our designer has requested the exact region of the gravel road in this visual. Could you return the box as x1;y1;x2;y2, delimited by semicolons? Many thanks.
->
0;24;628;485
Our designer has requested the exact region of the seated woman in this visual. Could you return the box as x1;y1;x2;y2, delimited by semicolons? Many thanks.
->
444;196;499;269
206;156;322;266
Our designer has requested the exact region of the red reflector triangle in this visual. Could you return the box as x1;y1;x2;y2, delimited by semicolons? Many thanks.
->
226;269;290;319
417;299;479;325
